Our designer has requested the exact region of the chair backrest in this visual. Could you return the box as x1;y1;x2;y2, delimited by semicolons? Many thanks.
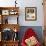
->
21;28;41;46
23;28;36;41
21;28;38;46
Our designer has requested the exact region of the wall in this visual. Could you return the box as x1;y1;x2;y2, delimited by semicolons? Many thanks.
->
18;0;44;26
0;0;44;26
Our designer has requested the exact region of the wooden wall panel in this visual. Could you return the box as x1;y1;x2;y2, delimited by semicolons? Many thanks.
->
43;0;46;46
43;0;46;27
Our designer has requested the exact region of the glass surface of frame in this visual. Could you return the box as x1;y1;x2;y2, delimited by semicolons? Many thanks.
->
25;7;37;21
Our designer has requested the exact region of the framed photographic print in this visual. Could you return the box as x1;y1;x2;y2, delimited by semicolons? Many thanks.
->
25;7;37;21
9;10;15;15
9;10;17;15
2;10;9;15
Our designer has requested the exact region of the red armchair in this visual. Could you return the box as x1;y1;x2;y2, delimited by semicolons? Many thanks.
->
21;28;41;46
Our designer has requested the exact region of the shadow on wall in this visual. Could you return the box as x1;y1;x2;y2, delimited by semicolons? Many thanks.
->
18;26;44;44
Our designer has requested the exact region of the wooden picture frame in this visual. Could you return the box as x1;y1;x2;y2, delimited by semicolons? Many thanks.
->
25;7;37;21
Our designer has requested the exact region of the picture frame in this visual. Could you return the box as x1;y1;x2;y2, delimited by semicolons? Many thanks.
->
2;10;9;15
25;7;37;21
9;10;17;15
